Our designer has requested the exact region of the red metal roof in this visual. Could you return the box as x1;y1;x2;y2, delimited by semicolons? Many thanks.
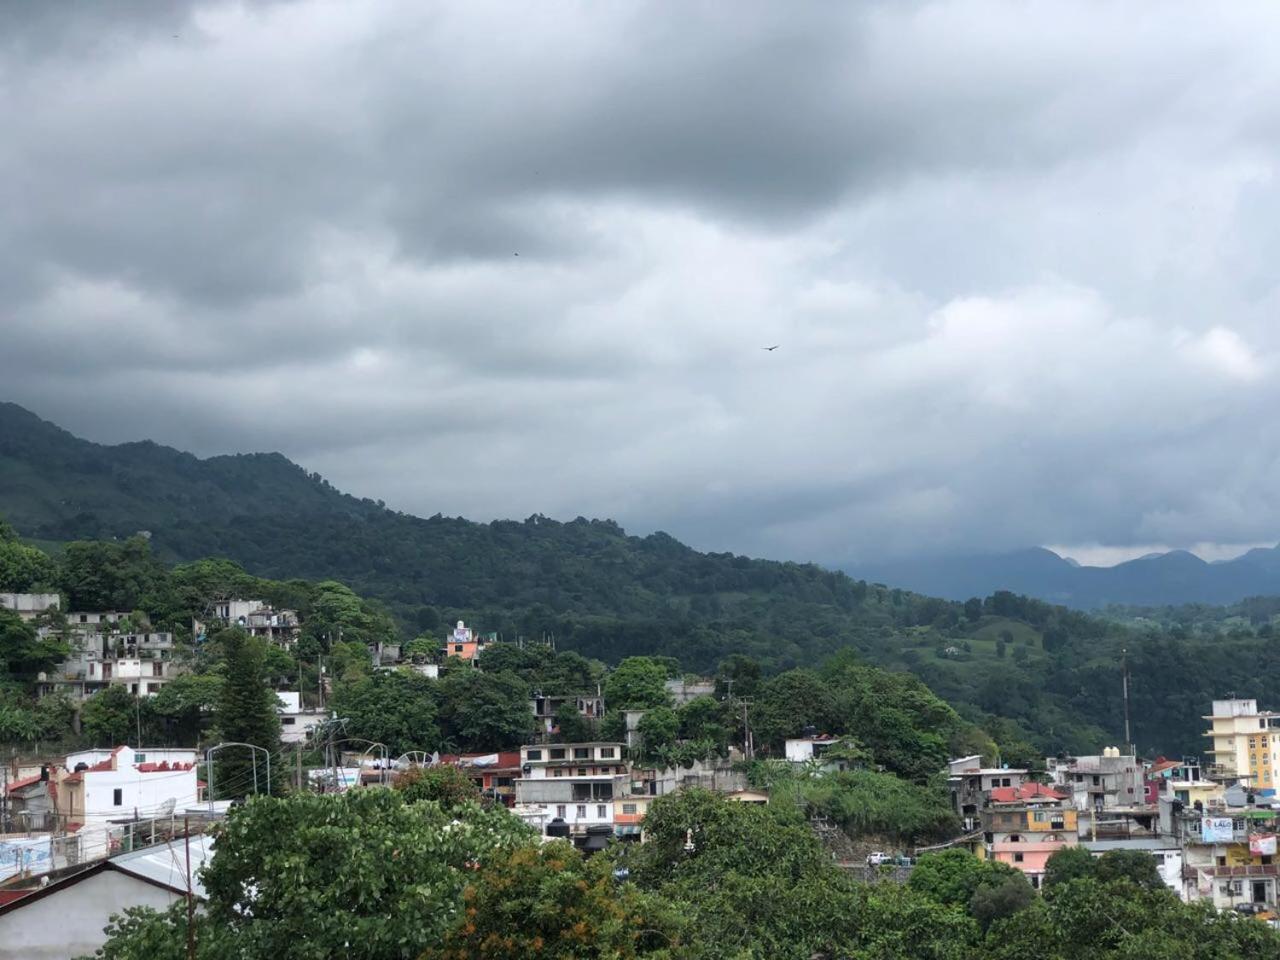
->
990;782;1067;804
6;773;42;793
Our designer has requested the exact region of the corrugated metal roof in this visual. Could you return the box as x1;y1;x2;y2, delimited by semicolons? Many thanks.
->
107;834;214;898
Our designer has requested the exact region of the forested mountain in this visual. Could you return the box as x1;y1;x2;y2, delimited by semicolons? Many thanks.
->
2;401;1275;758
851;543;1280;609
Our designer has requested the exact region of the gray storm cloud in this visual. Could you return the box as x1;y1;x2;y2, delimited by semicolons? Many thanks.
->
2;0;1280;565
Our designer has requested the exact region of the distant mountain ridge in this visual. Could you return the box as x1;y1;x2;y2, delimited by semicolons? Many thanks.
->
850;543;1280;609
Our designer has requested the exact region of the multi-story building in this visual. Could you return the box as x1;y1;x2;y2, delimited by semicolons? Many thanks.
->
1177;803;1280;911
0;593;61;621
515;742;628;839
947;755;1029;833
1047;748;1145;812
1076;803;1182;894
985;782;1078;888
1203;698;1280;792
197;599;300;646
37;631;186;700
57;746;199;827
438;752;522;807
530;692;604;735
276;692;328;745
442;621;487;661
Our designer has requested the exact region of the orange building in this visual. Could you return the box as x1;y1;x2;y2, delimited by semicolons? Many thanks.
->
442;620;488;661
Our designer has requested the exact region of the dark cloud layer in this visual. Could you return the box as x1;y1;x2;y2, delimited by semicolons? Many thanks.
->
3;0;1280;566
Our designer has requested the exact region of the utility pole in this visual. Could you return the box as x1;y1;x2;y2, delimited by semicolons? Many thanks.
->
184;815;195;960
1121;647;1132;751
295;740;303;792
741;699;754;760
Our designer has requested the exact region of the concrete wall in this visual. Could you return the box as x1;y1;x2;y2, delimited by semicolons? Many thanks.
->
82;768;198;824
0;871;184;960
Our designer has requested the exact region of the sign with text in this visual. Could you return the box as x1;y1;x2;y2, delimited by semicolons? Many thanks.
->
1202;817;1234;843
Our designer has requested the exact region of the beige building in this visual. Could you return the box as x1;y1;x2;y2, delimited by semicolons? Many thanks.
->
1203;698;1280;789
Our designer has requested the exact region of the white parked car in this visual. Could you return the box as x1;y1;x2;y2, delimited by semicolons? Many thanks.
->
866;852;892;866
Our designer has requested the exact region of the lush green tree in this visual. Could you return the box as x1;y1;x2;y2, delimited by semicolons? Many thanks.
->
1094;849;1163;890
0;522;55;591
327;639;373;682
394;763;480;810
551;701;594;743
150;673;223;744
211;629;281;797
0;698;38;743
787;769;958;842
402;634;438;659
1043;845;1097;888
332;670;438;757
604;657;672;711
58;536;163;612
424;842;679;959
81;686;149;746
199;791;532;959
632;788;828;889
968;875;1035;932
88;903;209;960
635;706;679;761
751;669;840;750
0;609;67;680
714;653;762;699
436;669;535;751
909;849;1026;909
676;696;731;749
32;692;76;743
302;581;398;654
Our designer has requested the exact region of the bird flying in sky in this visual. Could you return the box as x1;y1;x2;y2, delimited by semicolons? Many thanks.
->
762;345;779;351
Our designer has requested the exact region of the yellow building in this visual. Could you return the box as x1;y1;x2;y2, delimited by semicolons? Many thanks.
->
1203;699;1280;788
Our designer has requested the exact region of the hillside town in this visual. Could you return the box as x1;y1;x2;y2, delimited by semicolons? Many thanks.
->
4;588;1280;954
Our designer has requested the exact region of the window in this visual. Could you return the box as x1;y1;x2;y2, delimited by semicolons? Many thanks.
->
1013;853;1024;863
527;749;542;761
282;717;296;725
556;805;566;818
112;788;123;806
577;768;587;777
553;769;562;777
623;803;637;815
576;805;586;818
597;805;607;818
573;748;590;760
454;644;463;653
79;614;87;623
497;777;512;788
549;748;566;760
599;747;615;758
134;754;146;763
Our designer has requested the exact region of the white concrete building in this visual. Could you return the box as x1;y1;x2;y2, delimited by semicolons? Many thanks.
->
0;593;60;621
58;746;199;827
515;743;627;836
0;834;213;960
664;677;716;705
276;692;328;744
38;631;186;700
1047;748;1146;812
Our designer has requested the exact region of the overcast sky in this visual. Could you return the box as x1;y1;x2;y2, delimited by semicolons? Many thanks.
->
3;1;1280;567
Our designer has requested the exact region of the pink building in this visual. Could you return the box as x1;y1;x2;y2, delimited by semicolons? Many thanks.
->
986;782;1079;889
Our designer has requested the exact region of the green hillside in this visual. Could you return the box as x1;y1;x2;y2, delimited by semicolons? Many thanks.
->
1;401;1266;759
